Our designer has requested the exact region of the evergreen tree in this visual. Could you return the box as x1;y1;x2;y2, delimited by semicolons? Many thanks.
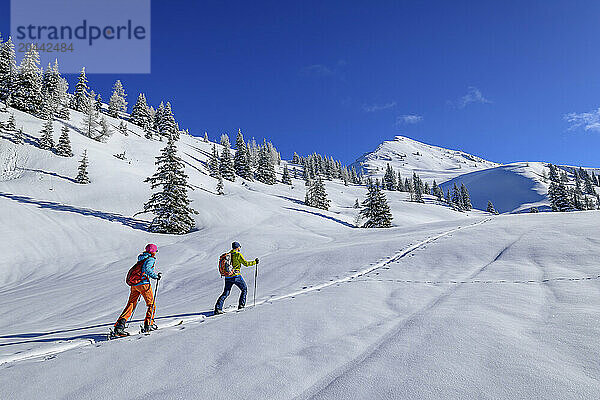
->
40;60;62;119
460;184;472;210
153;101;165;134
118;120;128;136
445;189;451;204
108;80;127;117
548;180;572;212
13;127;24;144
129;94;151;128
412;173;424;203
255;143;277;184
81;93;99;138
38;118;54;150
216;176;224;195
97;117;112;142
95;94;102;111
72;67;89;112
354;199;360;209
159;102;178;140
281;164;292;185
13;45;42;114
305;176;330;210
76;150;90;184
5;113;16;131
233;129;252;180
292;152;300;164
359;179;393;228
219;143;236;182
220;133;231;148
529;207;539;213
203;132;209;142
143;134;198;234
451;183;462;210
56;125;73;157
0;37;17;101
209;144;220;178
383;163;397;190
486;200;498;214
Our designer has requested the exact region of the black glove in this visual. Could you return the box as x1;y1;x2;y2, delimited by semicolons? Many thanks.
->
157;272;162;280
255;258;259;264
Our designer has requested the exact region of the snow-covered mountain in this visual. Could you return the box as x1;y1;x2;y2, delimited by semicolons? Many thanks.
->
350;135;499;182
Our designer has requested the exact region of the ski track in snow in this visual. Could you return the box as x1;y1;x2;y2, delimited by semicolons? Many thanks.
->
0;218;491;367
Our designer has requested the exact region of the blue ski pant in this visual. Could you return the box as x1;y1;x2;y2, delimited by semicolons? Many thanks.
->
216;275;247;310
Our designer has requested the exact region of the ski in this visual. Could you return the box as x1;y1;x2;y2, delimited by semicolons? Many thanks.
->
106;316;204;340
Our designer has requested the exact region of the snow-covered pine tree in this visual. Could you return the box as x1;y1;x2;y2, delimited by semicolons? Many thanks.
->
445;189;451;204
486;200;498;214
159;102;178;140
96;117;112;142
153;101;165;133
354;198;360;209
95;94;102;111
118;120;128;135
255;143;276;184
56;125;73;157
129;93;150;127
203;132;209;142
40;60;62;119
451;183;462;210
460;184;472;210
38;118;54;150
6;113;16;131
305;176;330;210
281;164;292;185
413;172;424;203
81;93;99;138
219;143;236;182
209;144;220;178
76;150;90;184
216;175;224;195
72;67;89;112
233;129;252;180
108;80;127;117
292;152;300;164
359;179;393;228
220;133;230;148
548;180;571;212
12;45;42;114
0;37;17;101
13;127;24;144
383;163;397;190
397;172;404;191
143;134;198;234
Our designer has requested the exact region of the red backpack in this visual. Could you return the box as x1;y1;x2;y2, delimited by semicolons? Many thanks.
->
126;258;151;286
219;252;234;277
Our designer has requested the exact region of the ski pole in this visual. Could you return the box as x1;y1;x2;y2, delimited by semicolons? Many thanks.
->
253;264;258;307
151;276;160;323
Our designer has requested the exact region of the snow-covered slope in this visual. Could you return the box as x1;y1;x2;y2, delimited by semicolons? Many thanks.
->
2;108;600;399
350;135;499;182
440;162;550;213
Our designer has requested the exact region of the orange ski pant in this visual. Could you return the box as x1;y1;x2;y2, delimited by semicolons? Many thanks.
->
118;284;155;324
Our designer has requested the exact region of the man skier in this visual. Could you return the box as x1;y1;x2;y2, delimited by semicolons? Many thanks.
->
113;244;162;336
214;242;259;314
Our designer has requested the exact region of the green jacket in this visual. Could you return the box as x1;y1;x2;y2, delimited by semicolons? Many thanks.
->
229;249;257;276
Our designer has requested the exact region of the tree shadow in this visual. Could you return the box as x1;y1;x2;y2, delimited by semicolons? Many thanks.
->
284;207;355;228
0;311;214;346
17;167;78;183
0;192;150;231
274;194;305;206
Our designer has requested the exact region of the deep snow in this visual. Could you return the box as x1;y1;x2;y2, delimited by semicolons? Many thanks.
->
1;107;600;399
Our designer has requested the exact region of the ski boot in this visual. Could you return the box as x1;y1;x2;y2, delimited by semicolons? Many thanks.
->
111;318;129;338
142;322;158;333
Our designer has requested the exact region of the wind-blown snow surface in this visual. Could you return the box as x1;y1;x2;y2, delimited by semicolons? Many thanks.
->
351;135;499;182
1;109;600;399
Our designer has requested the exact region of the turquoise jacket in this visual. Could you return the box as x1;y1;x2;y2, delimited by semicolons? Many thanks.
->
134;252;158;286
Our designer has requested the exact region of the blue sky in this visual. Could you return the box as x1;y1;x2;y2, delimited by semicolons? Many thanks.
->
2;0;600;166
